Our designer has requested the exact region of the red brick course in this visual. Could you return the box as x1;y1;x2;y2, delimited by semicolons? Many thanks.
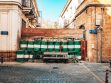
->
22;28;83;38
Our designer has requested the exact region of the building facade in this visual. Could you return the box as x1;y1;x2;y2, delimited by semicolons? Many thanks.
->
59;0;83;28
0;0;39;61
75;0;111;62
60;0;111;62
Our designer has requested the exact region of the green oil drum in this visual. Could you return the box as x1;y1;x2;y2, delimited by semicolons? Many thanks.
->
54;41;60;52
33;51;42;59
24;51;30;61
41;41;47;52
74;40;81;53
27;41;34;51
62;41;68;52
68;41;75;52
16;50;25;62
74;52;81;59
29;51;34;60
74;40;81;59
33;40;41;51
20;41;27;50
47;41;54;52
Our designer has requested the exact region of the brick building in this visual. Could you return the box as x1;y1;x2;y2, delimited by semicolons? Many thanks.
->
74;0;111;62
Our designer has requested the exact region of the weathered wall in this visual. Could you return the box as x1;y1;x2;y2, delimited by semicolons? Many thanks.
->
22;28;83;38
0;5;22;52
75;0;111;62
0;0;21;3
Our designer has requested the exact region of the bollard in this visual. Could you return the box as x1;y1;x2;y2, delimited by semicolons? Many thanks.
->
105;70;108;83
1;56;3;64
109;60;111;68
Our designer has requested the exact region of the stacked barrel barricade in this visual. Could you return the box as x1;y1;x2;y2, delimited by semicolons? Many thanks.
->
16;38;82;62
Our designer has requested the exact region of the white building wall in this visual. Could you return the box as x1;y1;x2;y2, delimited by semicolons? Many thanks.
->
0;0;21;4
59;0;78;28
58;17;64;28
0;5;22;52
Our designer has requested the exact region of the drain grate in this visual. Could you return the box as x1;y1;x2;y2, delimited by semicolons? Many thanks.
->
53;67;59;69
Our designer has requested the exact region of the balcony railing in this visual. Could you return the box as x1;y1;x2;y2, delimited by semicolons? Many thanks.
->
22;0;33;14
22;0;36;18
22;0;32;8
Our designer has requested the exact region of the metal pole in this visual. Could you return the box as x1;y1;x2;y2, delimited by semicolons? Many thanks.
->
105;70;108;83
95;7;98;63
96;33;98;63
100;29;102;63
100;8;104;63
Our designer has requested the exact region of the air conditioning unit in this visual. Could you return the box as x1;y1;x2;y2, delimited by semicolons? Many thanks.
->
96;14;102;26
64;20;69;27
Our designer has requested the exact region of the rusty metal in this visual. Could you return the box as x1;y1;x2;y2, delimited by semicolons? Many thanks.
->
105;70;108;83
81;40;87;61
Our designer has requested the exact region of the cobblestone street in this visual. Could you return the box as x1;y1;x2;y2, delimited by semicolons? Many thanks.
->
0;62;110;83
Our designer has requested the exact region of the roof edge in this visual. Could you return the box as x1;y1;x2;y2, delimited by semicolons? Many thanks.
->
60;0;72;17
33;0;40;17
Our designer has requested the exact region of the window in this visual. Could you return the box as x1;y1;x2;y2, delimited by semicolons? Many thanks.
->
70;6;72;10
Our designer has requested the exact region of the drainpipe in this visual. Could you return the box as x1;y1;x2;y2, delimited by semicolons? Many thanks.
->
100;28;102;63
95;7;98;63
96;31;98;63
100;7;104;63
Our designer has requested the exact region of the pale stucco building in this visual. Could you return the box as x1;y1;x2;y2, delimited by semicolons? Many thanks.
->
0;0;39;59
59;0;83;28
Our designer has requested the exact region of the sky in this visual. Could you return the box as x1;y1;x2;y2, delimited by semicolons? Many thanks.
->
37;0;67;22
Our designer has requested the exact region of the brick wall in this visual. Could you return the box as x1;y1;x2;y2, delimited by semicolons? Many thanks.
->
22;28;83;38
75;0;111;62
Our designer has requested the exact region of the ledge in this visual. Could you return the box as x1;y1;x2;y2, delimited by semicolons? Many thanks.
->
0;1;22;8
75;3;111;18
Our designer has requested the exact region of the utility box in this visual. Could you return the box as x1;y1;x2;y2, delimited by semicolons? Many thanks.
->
96;14;102;26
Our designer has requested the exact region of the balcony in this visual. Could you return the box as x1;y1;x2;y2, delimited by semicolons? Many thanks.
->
22;0;33;15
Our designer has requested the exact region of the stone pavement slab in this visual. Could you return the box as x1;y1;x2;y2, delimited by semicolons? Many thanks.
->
0;62;110;83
